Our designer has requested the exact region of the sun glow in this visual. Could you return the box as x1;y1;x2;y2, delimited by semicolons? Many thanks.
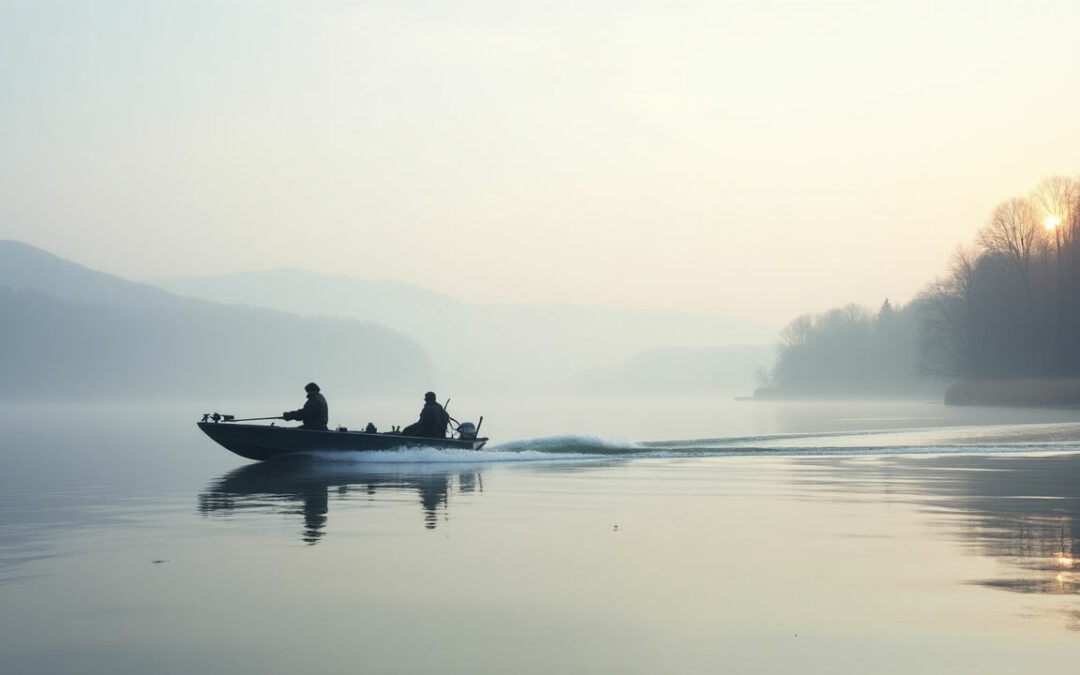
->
1045;215;1062;230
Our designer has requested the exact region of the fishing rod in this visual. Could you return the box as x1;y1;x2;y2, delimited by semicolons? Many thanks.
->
201;413;283;423
444;396;461;426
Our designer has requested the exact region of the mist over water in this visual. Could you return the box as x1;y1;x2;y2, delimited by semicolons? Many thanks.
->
3;396;1080;674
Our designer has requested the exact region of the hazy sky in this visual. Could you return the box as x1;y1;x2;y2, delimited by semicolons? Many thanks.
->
2;0;1078;325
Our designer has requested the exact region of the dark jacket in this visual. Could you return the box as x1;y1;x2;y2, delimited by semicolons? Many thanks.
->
284;392;328;430
416;401;450;438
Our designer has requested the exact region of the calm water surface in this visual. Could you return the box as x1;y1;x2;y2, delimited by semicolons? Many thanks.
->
2;397;1079;674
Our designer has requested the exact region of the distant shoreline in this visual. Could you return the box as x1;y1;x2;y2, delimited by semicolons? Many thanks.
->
746;386;943;402
747;379;1080;408
944;377;1080;408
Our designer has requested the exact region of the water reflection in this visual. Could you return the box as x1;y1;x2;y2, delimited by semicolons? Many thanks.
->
198;461;484;543
795;453;1080;627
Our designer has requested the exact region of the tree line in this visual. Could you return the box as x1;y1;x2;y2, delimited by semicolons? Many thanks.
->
763;174;1080;396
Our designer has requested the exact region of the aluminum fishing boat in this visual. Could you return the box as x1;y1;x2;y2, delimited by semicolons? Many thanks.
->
198;419;488;462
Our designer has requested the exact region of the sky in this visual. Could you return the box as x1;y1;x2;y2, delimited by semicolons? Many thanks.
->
2;0;1079;325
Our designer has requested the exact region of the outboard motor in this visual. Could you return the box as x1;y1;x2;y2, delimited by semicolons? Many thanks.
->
458;421;477;440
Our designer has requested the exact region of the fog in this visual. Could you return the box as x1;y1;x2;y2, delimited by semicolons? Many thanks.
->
1;240;774;401
152;268;776;394
3;2;1079;326
3;3;1079;403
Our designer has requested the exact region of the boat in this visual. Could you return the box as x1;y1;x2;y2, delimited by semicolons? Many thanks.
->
197;418;489;462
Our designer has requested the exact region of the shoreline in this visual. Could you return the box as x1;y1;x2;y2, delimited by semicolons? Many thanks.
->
745;378;1080;409
944;377;1080;408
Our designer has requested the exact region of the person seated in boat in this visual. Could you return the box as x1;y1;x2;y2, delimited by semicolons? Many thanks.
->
282;382;329;430
402;391;450;438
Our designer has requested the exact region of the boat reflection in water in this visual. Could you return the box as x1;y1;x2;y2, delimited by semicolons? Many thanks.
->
198;460;484;544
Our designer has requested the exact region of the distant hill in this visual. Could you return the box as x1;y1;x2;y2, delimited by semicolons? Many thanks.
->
152;270;778;392
0;241;432;401
0;240;181;309
576;345;775;393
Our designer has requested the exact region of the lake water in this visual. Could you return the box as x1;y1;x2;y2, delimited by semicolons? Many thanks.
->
2;396;1080;674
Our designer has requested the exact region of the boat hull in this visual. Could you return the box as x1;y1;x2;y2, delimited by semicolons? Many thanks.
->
197;422;489;461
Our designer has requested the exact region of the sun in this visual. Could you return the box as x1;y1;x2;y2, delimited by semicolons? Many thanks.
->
1045;215;1062;230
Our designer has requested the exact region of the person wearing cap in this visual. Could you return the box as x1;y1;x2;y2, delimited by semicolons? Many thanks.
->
402;391;450;438
282;382;329;430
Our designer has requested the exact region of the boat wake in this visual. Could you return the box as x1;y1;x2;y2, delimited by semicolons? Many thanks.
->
294;423;1080;466
301;435;632;465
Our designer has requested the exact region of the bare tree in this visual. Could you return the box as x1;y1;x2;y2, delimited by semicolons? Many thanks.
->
976;197;1050;372
916;173;1080;382
1031;175;1080;248
947;244;978;303
977;197;1044;277
1031;177;1079;361
918;246;977;377
779;314;814;349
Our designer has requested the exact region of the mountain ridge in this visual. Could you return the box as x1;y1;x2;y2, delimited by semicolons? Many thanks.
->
152;268;778;392
0;241;433;401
